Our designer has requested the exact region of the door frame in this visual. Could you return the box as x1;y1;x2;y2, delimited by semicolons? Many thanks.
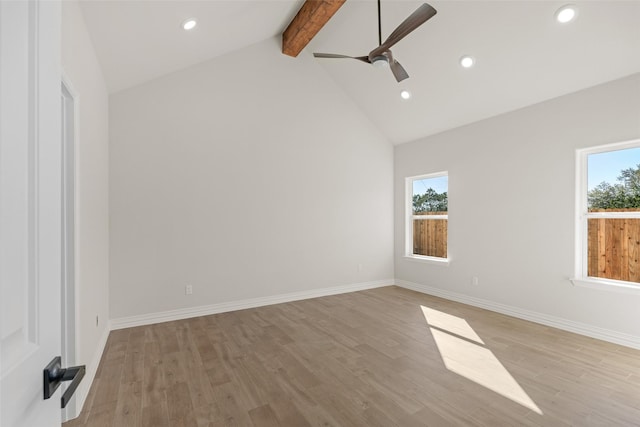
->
60;75;79;422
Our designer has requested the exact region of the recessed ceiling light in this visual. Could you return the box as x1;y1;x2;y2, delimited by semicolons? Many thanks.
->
460;55;475;68
182;19;197;31
400;90;411;100
555;5;577;23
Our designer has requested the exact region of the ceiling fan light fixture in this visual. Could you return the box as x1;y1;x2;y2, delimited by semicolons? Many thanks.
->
555;5;577;23
182;19;197;31
371;55;389;69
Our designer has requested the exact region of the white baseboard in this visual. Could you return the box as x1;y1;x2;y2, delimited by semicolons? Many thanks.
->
395;279;640;350
73;324;110;418
110;279;393;330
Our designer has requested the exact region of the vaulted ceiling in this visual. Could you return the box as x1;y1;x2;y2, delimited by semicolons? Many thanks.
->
79;0;305;93
80;0;640;144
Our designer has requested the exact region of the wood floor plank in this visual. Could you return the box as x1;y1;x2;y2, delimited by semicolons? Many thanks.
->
80;403;116;427
208;381;254;426
111;381;142;427
265;398;312;427
65;286;640;427
141;401;170;427
141;341;166;409
248;404;281;427
166;382;197;427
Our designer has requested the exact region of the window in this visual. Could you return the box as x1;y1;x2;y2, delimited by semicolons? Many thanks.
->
575;139;640;290
406;172;448;262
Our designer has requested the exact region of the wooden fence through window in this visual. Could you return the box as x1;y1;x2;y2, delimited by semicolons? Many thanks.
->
413;212;447;258
413;208;640;283
588;208;640;283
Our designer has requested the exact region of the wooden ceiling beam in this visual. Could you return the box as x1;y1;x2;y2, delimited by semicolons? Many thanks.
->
282;0;346;57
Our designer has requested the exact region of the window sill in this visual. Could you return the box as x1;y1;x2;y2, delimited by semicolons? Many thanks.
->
570;277;640;295
403;255;450;266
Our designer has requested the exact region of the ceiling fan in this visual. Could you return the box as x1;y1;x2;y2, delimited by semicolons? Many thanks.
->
313;0;437;83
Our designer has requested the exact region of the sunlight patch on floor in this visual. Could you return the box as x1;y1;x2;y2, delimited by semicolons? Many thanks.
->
421;306;484;344
422;306;543;415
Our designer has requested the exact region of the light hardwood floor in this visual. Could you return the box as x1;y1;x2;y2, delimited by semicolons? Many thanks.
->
64;286;640;426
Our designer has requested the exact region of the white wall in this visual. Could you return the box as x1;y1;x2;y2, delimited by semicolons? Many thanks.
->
61;0;110;414
109;37;394;320
395;73;640;341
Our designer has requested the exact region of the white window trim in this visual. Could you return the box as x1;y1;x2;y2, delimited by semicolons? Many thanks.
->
572;138;640;294
405;171;449;263
403;254;451;266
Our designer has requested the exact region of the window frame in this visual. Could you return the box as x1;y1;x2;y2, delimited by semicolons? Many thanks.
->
573;138;640;294
405;171;449;265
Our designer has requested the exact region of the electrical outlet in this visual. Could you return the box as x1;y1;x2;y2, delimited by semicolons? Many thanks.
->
472;276;479;286
357;263;363;272
185;285;193;295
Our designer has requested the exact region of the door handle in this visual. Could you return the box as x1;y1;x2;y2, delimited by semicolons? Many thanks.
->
43;356;86;408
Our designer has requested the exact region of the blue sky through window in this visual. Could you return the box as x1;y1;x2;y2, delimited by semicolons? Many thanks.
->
413;175;448;196
588;147;640;190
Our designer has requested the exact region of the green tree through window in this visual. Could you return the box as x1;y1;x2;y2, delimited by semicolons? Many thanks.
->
588;163;640;209
413;188;448;213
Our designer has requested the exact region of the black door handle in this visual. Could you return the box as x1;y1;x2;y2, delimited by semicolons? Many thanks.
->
43;356;86;408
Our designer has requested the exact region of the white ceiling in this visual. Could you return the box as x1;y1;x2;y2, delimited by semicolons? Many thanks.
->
79;0;304;93
308;0;640;143
80;0;640;144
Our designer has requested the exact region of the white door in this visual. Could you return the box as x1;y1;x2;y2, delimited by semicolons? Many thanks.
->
0;0;63;426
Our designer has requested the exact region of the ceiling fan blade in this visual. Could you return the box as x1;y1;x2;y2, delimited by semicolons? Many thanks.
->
390;59;409;82
370;3;437;57
313;53;370;63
